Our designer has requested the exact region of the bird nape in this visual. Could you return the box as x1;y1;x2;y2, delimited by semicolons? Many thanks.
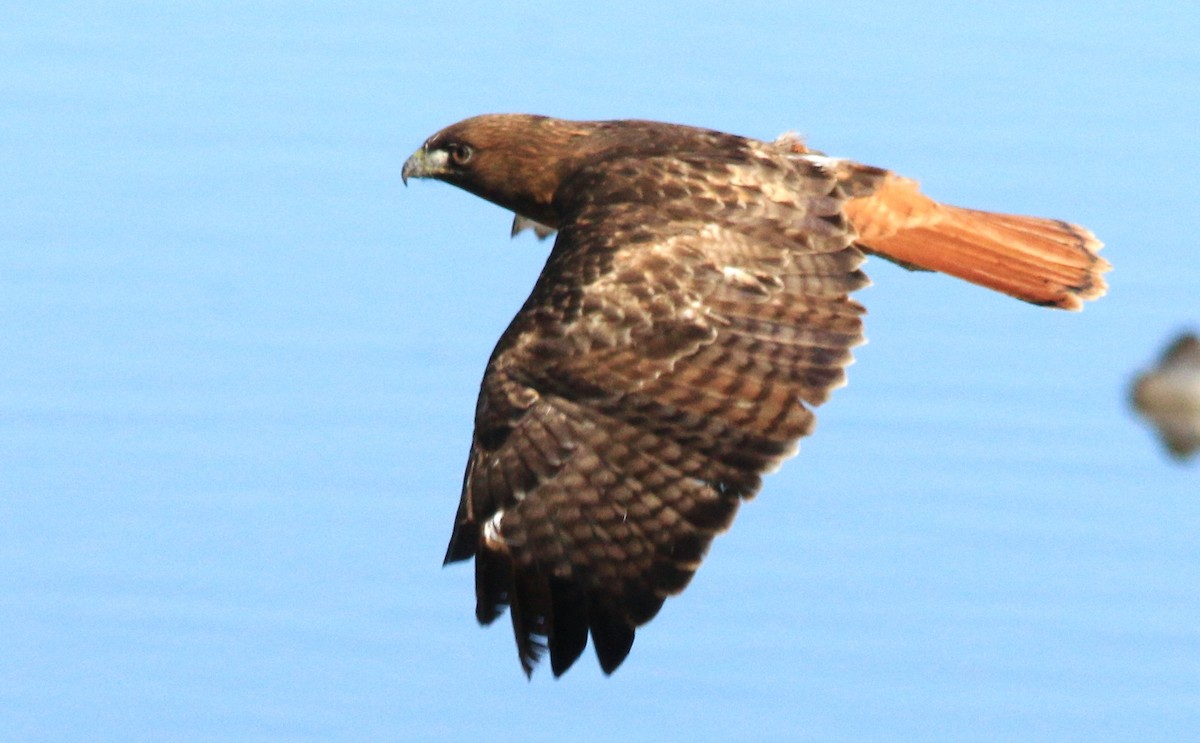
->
403;114;1109;678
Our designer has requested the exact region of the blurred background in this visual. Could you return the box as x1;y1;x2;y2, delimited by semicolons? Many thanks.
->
2;2;1197;741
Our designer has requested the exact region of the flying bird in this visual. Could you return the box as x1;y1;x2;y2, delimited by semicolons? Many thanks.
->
1131;332;1200;460
402;114;1109;678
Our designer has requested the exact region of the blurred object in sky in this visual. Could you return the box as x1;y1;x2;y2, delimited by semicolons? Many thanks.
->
1131;331;1200;461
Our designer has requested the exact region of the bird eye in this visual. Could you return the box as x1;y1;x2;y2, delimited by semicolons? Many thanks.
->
448;143;473;165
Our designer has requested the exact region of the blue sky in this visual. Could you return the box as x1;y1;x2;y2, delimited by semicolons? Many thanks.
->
2;3;1198;741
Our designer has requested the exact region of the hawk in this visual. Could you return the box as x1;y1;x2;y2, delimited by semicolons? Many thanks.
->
402;114;1109;677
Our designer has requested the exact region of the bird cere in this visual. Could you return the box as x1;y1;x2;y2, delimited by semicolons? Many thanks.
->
403;114;1110;678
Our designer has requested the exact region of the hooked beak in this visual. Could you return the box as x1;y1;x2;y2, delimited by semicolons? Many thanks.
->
401;146;448;186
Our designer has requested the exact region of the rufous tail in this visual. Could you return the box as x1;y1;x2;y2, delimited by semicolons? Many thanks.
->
843;172;1109;310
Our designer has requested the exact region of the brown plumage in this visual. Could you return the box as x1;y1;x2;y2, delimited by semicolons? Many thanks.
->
402;114;1109;678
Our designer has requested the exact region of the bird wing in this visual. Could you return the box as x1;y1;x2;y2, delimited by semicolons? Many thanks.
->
444;146;875;676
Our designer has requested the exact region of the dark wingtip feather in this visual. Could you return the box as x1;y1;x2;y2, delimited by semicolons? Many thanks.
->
588;603;636;675
517;633;547;679
548;579;589;677
474;549;511;626
443;524;477;565
443;477;478;564
510;568;554;678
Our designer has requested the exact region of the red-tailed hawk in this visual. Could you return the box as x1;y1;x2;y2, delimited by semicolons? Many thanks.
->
402;114;1109;677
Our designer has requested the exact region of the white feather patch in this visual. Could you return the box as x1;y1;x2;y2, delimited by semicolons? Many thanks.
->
482;509;506;547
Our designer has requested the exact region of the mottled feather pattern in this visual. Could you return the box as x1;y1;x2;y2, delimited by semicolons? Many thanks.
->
450;138;875;675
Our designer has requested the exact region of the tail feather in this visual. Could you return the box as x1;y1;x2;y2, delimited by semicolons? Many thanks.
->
844;173;1109;310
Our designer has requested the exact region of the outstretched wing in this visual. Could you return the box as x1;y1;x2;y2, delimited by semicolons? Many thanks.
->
444;146;880;677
